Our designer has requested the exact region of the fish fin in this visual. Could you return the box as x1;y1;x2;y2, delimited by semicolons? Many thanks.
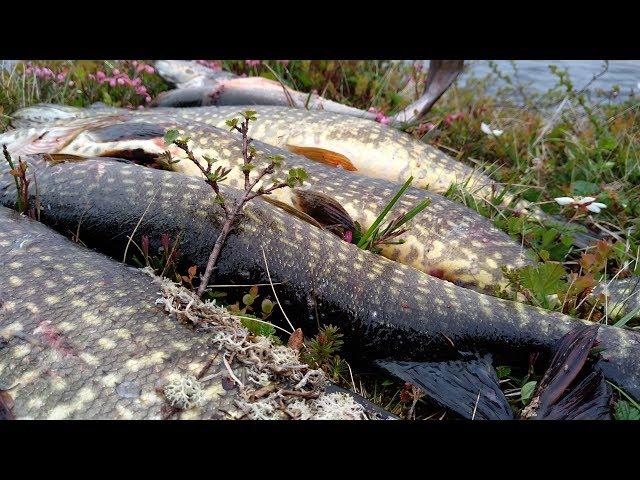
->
259;196;326;230
292;189;357;233
531;323;600;416
286;145;358;171
523;323;611;419
377;353;514;420
538;370;611;420
14;115;127;156
43;153;87;164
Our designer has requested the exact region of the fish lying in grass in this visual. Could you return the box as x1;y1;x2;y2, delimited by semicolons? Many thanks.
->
0;112;530;292
153;60;465;127
10;103;491;193
2;155;639;415
0;206;390;420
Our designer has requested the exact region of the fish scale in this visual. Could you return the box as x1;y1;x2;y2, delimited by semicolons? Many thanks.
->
1;156;639;403
1;110;530;292
0;207;389;420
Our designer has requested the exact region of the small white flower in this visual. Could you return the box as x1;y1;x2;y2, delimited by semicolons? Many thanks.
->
554;197;575;206
554;196;607;214
586;202;607;213
481;122;503;137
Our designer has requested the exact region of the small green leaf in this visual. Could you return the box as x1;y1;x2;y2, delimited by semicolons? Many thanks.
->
242;294;256;306
261;298;274;315
521;381;537;405
240;316;276;337
518;263;566;306
164;129;180;146
614;400;640;420
496;366;511;379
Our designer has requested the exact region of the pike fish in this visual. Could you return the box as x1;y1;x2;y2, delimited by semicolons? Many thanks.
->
0;112;530;292
2;155;639;410
0;206;389;420
10;103;491;194
153;60;465;126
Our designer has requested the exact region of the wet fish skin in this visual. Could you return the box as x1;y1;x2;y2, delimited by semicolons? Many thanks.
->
153;60;388;120
0;207;238;420
1;113;529;292
2;156;639;402
0;206;392;420
9;104;490;193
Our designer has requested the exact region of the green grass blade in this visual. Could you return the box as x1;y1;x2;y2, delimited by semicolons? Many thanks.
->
357;176;413;248
613;305;640;328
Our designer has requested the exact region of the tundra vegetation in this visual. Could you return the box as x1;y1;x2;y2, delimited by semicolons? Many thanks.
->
1;60;639;419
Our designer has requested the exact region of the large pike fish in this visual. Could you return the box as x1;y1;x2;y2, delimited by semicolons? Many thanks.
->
152;60;465;127
10;103;492;194
2;155;639;411
0;112;529;292
0;206;388;420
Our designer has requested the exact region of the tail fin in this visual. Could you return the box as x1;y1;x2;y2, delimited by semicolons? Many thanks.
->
9;115;128;156
377;353;513;420
392;60;464;125
523;323;612;420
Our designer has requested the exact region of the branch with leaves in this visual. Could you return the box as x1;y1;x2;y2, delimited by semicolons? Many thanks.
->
3;144;35;218
163;110;307;297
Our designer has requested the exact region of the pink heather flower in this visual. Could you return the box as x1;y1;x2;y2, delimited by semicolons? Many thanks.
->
25;67;33;75
144;65;155;74
445;112;465;126
113;69;120;75
56;73;65;82
369;107;391;124
343;231;353;243
245;60;261;67
132;77;142;86
132;61;139;67
96;71;106;81
109;78;116;87
145;96;151;103
136;63;145;73
117;77;125;85
277;60;290;66
135;85;147;95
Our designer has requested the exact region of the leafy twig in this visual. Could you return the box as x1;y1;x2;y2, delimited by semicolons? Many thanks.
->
164;111;307;297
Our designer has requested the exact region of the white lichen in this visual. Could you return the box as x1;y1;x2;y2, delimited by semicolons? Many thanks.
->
312;393;368;420
147;270;377;421
163;375;205;410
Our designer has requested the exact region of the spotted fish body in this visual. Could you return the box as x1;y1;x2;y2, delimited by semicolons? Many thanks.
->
153;60;386;120
1;156;639;403
10;104;493;193
0;207;240;420
0;113;529;292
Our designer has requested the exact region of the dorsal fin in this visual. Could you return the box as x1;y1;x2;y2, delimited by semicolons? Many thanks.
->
286;145;358;171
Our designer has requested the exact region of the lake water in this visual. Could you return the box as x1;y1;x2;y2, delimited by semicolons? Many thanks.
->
463;60;640;97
